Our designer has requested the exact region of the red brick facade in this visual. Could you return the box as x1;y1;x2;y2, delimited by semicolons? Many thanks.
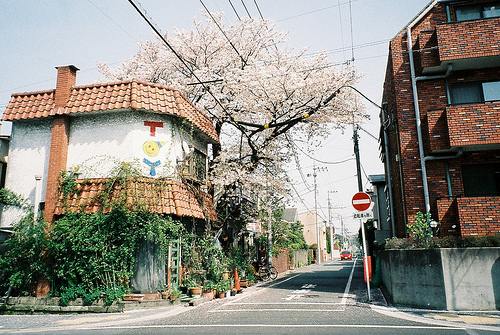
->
457;197;500;236
437;17;500;61
381;1;500;237
447;102;500;147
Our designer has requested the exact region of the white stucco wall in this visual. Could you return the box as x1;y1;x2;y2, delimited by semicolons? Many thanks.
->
66;111;207;178
1;120;51;227
0;110;209;227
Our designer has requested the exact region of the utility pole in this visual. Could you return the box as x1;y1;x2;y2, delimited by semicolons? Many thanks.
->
353;122;371;301
308;165;327;264
327;191;336;261
340;216;345;249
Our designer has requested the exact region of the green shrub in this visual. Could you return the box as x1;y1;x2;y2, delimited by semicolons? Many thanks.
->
0;214;48;295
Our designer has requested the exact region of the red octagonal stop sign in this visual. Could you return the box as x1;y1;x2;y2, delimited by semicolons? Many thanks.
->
352;192;372;212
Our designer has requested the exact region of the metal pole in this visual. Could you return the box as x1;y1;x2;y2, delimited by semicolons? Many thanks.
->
267;183;273;266
327;193;334;261
360;218;371;301
353;124;363;191
313;166;321;265
353;123;371;301
33;175;42;222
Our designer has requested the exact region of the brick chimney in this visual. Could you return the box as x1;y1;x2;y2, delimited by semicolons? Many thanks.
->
54;65;79;107
44;65;79;224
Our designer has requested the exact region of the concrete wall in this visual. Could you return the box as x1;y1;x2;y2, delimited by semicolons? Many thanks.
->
380;248;500;310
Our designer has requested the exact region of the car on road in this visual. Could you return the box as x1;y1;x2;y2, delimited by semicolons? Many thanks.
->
340;250;352;260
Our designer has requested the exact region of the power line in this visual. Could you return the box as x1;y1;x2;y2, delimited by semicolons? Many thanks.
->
127;0;232;127
200;0;246;64
86;0;138;42
240;0;252;18
289;138;355;165
276;0;360;22
228;0;241;20
337;0;345;61
348;0;355;62
253;0;265;20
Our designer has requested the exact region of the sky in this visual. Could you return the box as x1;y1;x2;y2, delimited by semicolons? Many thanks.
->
0;0;430;235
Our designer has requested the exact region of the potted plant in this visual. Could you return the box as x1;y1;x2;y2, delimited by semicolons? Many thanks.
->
169;287;181;303
215;279;230;298
202;280;215;300
185;276;203;297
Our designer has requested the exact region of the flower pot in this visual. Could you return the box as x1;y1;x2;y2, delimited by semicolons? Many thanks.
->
217;291;226;299
240;279;248;288
202;290;215;300
189;287;202;297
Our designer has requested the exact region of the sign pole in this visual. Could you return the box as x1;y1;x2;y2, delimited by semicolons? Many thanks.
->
360;218;371;301
352;191;372;302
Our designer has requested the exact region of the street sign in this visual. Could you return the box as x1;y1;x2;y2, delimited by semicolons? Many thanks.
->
353;211;374;220
352;192;372;212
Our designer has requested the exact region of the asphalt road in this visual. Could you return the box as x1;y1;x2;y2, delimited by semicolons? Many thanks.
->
1;259;498;334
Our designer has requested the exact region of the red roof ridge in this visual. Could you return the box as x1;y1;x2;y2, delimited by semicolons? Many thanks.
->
10;89;55;97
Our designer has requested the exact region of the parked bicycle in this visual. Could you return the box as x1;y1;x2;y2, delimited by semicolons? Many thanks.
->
257;265;278;281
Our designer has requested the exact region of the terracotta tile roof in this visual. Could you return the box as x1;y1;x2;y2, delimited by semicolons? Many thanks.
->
3;80;218;143
54;177;217;221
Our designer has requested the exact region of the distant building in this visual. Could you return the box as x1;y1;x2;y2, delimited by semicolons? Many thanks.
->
381;0;500;237
298;210;327;261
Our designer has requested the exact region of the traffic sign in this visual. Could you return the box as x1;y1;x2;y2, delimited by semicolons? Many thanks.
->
352;192;372;212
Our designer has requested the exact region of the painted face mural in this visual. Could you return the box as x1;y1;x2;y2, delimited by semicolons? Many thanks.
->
142;121;164;176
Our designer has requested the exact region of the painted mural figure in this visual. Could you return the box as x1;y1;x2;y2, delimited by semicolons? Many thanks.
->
142;121;164;177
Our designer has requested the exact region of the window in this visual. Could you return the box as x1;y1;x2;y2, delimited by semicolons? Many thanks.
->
482;81;500;101
181;149;207;181
449;81;500;105
462;164;500;197
455;3;500;21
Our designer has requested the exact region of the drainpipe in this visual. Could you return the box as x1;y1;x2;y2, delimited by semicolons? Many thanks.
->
406;1;451;217
33;175;42;222
380;107;396;237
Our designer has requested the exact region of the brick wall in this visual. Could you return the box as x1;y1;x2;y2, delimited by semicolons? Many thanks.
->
437;17;500;61
426;109;450;151
436;198;460;236
272;250;289;274
457;197;500;236
417;30;440;70
447;102;500;147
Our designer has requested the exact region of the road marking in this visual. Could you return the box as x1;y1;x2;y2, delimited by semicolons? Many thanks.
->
301;284;316;288
371;305;500;332
218;274;302;308
231;302;343;305
9;324;464;333
341;257;357;306
209;309;346;313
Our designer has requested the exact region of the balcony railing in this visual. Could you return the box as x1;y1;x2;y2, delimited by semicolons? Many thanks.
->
437;17;500;62
446;101;500;148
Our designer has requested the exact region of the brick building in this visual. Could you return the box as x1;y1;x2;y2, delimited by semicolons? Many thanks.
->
381;0;500;237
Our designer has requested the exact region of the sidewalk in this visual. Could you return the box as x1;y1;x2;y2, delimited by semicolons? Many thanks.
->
354;286;500;330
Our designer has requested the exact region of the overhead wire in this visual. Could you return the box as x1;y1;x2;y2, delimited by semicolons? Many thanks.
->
289;138;355;165
276;0;360;22
240;0;253;18
253;0;265;20
348;0;355;62
228;0;241;20
200;0;246;64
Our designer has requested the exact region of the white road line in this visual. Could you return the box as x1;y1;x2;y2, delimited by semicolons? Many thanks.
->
230;302;343;305
341;257;357;306
371;305;500;332
10;324;464;332
218;274;302;309
209;308;346;313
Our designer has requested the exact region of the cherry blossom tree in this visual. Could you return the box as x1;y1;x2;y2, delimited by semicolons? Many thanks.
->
100;13;365;201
